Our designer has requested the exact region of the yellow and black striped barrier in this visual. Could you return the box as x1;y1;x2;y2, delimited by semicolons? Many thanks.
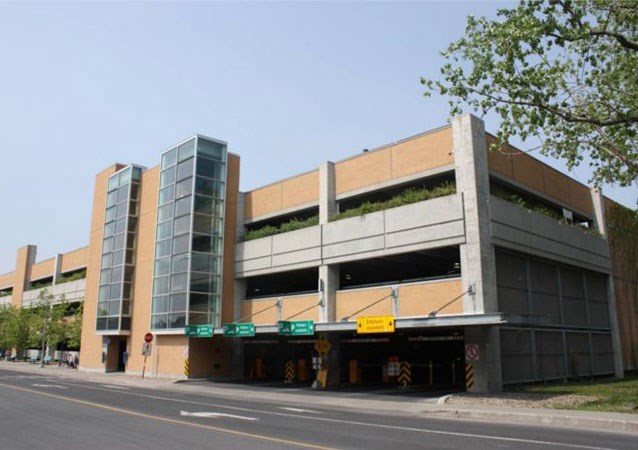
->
397;361;411;388
465;362;474;390
184;358;190;378
284;360;295;383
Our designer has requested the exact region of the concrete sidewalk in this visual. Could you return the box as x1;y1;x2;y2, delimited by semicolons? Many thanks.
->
1;361;636;435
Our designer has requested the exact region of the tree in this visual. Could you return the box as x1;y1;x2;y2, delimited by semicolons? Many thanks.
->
423;0;638;187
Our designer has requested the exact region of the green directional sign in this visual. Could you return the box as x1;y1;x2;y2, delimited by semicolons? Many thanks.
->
222;323;255;337
278;320;315;336
185;324;213;338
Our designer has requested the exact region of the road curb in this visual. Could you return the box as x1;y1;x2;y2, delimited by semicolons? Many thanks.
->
426;408;638;434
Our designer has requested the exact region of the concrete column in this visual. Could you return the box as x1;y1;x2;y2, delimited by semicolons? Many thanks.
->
590;187;607;237
464;326;502;393
326;334;341;388
319;265;338;323
52;253;63;284
319;162;336;225
452;114;498;314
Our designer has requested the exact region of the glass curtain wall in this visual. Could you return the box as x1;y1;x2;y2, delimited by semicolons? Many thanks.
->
96;165;143;332
151;136;227;330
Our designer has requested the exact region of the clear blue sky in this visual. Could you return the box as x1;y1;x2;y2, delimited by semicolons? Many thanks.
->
0;1;635;274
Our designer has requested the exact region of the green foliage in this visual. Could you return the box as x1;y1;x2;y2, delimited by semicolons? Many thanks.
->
423;0;638;187
331;182;456;221
55;269;87;284
243;215;320;241
0;291;11;298
66;303;83;350
28;279;52;290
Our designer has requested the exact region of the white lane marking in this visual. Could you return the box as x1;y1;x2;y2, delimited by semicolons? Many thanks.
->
100;384;130;390
48;380;619;450
180;411;258;421
32;384;67;389
280;407;321;414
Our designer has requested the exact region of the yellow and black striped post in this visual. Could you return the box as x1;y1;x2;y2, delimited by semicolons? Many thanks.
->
184;358;190;378
397;361;412;388
284;360;295;383
465;362;474;390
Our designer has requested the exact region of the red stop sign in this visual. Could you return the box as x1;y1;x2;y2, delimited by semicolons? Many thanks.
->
144;333;153;343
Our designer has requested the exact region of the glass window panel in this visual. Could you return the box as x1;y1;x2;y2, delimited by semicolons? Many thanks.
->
105;206;116;223
113;232;125;251
193;214;214;235
126;232;136;250
101;253;113;269
171;273;188;293
127;216;138;233
191;272;217;293
117;185;129;203
178;139;196;162
174;215;190;236
161;148;177;169
189;313;208;325
159;186;174;205
108;301;120;315
172;253;189;274
155;239;171;258
98;286;109;301
109;283;121;300
125;250;134;265
113;250;125;266
107;317;119;330
97;302;108;316
192;234;222;254
169;313;186;329
193;195;213;215
152;295;169;314
196;156;224;179
122;282;132;299
160;166;176;187
154;256;170;277
121;300;130;315
96;318;107;330
100;268;111;284
124;266;135;284
104;222;115;238
116;202;128;219
191;253;216;273
114;218;126;235
189;293;210;312
175;177;193;199
132;166;142;181
120;317;131;331
175;196;191;217
108;175;119;192
111;266;123;283
130;183;140;200
195;177;224;198
153;276;169;295
170;293;187;311
106;190;118;207
158;203;173;222
157;221;172;240
173;234;190;255
151;314;168;330
129;200;138;217
119;167;131;185
102;238;113;253
177;157;194;181
198;139;225;160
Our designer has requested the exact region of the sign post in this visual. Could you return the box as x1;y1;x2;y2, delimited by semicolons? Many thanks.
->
142;333;153;379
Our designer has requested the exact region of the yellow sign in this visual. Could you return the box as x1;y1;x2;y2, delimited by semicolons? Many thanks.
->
357;316;395;334
314;335;332;354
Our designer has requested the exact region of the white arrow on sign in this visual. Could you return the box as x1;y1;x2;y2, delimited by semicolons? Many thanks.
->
179;411;258;421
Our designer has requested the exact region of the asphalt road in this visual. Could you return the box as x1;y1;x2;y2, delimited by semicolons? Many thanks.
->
0;368;635;450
